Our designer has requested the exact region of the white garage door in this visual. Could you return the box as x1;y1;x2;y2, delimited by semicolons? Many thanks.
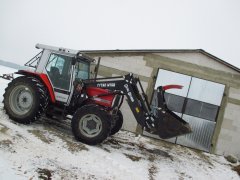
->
144;69;225;152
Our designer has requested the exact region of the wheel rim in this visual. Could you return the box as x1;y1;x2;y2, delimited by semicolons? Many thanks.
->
9;85;34;116
79;114;102;138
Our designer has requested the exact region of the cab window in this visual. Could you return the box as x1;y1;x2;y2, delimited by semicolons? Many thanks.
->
46;53;72;90
75;61;90;80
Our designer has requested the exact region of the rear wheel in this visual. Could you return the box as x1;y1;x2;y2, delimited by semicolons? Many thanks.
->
71;105;111;145
3;76;48;124
110;110;123;135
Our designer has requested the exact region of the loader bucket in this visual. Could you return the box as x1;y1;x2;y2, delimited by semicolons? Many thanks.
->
154;86;192;139
156;109;191;139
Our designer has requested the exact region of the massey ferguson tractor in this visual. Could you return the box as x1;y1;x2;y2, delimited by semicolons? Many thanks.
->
1;44;191;145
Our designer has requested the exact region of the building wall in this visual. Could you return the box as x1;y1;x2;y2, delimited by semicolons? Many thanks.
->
215;89;240;158
93;55;152;133
87;52;240;158
157;52;239;74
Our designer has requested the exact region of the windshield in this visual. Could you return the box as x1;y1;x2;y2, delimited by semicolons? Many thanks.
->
75;60;90;80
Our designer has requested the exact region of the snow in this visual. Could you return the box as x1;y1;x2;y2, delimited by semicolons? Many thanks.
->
0;65;16;103
0;65;239;179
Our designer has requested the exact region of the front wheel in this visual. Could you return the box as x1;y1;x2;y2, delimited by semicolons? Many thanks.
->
110;110;123;135
71;105;111;145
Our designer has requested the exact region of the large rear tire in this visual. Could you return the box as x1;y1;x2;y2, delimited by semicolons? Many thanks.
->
110;110;123;135
3;76;48;124
71;105;111;145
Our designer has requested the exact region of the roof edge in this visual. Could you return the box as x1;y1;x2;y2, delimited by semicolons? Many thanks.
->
81;49;240;73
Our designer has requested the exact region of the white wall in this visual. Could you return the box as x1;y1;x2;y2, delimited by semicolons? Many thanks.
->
100;55;153;77
157;52;239;74
216;90;240;159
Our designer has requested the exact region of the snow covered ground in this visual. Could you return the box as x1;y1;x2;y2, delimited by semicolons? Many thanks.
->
0;65;17;103
0;65;239;179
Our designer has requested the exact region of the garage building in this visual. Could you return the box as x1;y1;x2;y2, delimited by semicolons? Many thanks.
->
83;49;240;158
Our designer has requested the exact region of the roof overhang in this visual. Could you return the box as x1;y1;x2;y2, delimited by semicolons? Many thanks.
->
81;49;240;73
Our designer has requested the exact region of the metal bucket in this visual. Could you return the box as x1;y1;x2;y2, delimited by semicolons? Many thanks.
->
156;109;192;139
153;86;192;139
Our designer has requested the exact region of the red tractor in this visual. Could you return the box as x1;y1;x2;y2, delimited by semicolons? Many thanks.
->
2;44;191;145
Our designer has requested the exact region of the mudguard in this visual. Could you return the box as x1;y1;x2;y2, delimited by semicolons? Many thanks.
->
16;70;55;103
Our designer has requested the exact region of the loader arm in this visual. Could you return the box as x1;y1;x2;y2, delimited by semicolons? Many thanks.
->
84;73;191;139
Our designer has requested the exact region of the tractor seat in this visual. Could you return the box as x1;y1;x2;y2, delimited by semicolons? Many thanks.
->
50;67;61;87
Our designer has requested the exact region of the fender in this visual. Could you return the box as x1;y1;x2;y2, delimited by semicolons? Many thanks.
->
16;70;55;103
86;87;115;107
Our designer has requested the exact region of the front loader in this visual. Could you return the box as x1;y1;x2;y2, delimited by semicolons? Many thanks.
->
1;44;191;145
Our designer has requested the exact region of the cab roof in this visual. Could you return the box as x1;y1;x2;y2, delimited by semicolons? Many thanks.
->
36;43;95;63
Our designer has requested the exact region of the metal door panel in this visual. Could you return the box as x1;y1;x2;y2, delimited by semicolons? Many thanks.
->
187;77;225;106
155;69;191;97
176;115;216;152
144;69;225;152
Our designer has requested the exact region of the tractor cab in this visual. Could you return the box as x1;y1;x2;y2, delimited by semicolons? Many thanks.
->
44;52;91;90
24;44;95;105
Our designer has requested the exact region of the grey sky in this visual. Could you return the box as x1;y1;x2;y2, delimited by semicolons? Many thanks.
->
1;0;240;68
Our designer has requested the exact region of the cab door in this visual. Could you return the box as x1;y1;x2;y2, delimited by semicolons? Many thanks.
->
44;53;74;104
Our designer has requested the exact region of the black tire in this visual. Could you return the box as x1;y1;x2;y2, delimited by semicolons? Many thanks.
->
110;110;123;135
3;76;48;124
44;107;54;119
45;112;54;119
71;105;111;145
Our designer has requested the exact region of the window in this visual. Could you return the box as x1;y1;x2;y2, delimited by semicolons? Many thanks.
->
164;93;185;113
46;54;64;73
187;77;225;106
46;53;73;90
184;99;219;121
154;69;191;97
75;61;90;80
